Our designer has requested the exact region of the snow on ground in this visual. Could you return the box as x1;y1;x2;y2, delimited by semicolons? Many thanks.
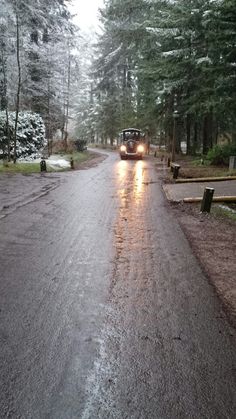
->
20;154;70;169
46;155;70;169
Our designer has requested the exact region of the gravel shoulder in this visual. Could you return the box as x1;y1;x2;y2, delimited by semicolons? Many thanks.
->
162;176;236;328
92;153;236;329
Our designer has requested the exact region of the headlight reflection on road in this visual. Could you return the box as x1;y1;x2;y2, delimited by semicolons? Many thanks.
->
117;159;128;182
134;160;144;200
117;159;144;206
117;160;129;208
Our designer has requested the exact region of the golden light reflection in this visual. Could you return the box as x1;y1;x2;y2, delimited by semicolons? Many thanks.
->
117;160;128;183
134;160;144;199
117;160;128;204
116;159;145;206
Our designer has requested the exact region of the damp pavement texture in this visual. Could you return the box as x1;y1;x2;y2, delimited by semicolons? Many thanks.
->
0;152;236;419
163;179;236;202
0;172;63;218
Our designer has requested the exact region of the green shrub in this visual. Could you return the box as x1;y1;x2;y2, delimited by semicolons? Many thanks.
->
74;139;87;152
0;112;46;159
206;143;236;165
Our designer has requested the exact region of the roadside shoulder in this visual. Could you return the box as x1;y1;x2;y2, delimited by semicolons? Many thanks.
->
170;201;236;328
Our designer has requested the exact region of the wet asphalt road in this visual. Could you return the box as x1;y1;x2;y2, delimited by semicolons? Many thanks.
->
0;152;236;419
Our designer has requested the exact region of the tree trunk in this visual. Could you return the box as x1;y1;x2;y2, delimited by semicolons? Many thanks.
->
1;49;11;161
6;106;10;162
232;132;236;144
186;114;191;155
202;113;213;155
13;13;21;164
214;119;218;145
46;77;51;156
0;48;7;111
209;112;213;149
61;98;66;141
64;50;71;151
193;121;198;154
175;118;181;154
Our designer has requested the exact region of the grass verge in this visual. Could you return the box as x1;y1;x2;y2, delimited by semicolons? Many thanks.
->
0;151;93;174
156;154;236;183
168;155;236;179
0;161;49;173
212;204;236;222
67;151;95;164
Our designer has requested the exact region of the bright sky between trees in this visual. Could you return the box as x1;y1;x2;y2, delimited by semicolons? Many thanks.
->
69;0;104;31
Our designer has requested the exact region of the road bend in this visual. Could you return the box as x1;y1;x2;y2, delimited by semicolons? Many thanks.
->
0;152;235;418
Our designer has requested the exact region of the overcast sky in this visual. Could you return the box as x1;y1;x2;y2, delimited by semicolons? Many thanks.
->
69;0;104;31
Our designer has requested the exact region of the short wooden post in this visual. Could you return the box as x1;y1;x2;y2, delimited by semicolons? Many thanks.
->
201;187;214;213
40;158;47;172
173;165;180;179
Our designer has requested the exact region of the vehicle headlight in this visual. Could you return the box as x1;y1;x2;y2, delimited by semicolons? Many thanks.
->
120;145;126;152
137;144;144;153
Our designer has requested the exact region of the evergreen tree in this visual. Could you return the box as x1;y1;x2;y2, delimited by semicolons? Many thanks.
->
89;0;236;152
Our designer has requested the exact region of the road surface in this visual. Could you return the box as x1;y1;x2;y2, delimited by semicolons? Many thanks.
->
0;152;236;418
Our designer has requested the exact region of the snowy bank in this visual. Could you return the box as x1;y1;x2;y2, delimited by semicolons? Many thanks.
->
20;154;70;169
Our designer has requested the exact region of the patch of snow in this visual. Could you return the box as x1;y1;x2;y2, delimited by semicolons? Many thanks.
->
47;155;70;169
19;154;70;169
104;44;123;64
203;10;211;17
163;49;184;58
191;9;200;15
146;27;161;34
196;56;212;65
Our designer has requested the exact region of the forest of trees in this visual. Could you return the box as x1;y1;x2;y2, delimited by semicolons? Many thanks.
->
82;0;236;154
0;0;82;159
0;0;235;158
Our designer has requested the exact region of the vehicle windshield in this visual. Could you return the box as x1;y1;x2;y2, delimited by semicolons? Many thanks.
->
123;131;140;140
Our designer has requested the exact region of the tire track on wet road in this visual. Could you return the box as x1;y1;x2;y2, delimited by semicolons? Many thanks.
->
82;158;236;419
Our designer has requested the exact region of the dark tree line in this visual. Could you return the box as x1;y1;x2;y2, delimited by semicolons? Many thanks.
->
82;0;236;154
